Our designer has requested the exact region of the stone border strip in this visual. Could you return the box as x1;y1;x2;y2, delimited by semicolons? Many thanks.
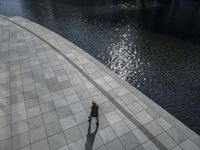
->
1;15;200;148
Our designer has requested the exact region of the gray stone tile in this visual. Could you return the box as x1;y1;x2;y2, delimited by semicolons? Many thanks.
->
94;145;107;150
46;121;62;136
12;120;28;136
27;106;41;118
40;101;55;114
171;145;183;150
142;141;159;150
106;139;125;150
77;90;91;101
156;117;172;131
98;127;117;144
56;106;72;119
105;111;121;125
31;138;50;150
48;132;67;150
66;94;80;104
180;139;200;150
57;145;69;150
11;111;26;124
120;132;140;150
25;97;39;109
132;129;149;144
128;102;144;114
12;132;30;150
135;111;153;125
154;132;176;149
42;110;58;124
69;102;84;114
18;145;32;150
53;98;68;109
64;126;82;144
60;116;77;130
28;115;44;130
30;126;47;143
144;121;164;137
167;127;187;144
68;138;85;150
99;102;115;114
124;118;137;131
111;121;129;137
74;110;88;124
134;145;146;150
0;138;11;150
121;93;136;105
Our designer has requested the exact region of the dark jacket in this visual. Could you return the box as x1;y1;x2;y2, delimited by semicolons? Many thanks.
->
90;104;99;118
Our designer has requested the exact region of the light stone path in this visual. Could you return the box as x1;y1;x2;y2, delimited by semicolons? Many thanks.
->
0;15;199;150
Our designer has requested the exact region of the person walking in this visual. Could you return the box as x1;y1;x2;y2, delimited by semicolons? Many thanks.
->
88;101;99;125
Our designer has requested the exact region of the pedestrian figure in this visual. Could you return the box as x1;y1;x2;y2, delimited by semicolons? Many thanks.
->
88;101;99;125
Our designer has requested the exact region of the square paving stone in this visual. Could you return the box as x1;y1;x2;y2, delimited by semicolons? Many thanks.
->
128;102;144;114
124;118;137;131
29;126;47;143
142;141;159;150
12;120;28;136
56;145;69;150
132;129;149;144
179;139;200;150
167;127;187;144
60;116;77;130
27;106;41;118
42;110;58;124
74;110;88;124
64;126;82;144
156;117;172;131
105;111;121;125
53;98;68;109
28;115;44;130
105;139;125;150
12;111;26;124
12;132;30;150
0;138;11;150
94;145;107;150
120;132;140;150
98;127;117;144
68;138;85;150
46;121;62;136
40;101;55;114
18;145;31;150
69;102;84;114
48;132;67;150
135;111;153;125
25;97;39;109
99;102;115;114
144;121;164;137
56;106;72;119
67;94;80;105
111;120;130;137
121;93;136;105
154;132;176;149
31;138;50;150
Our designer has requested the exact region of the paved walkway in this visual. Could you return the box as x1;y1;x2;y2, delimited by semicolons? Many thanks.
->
0;16;199;150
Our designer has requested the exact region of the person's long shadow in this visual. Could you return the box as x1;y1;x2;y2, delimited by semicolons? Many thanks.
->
84;120;99;150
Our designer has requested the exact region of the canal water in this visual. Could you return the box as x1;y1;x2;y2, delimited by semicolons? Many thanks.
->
1;0;200;134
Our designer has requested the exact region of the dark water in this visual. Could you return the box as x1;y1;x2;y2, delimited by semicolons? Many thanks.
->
1;0;200;134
